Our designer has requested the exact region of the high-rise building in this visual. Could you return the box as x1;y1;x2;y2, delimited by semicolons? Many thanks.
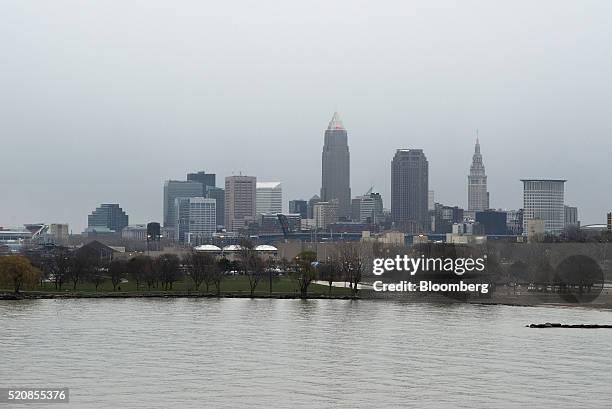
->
608;212;612;232
391;149;429;233
289;200;308;219
87;204;129;232
521;179;566;235
206;187;225;228
564;205;579;227
321;112;351;219
225;175;256;231
174;197;216;243
163;180;203;227
187;171;216;192
313;200;339;230
351;188;384;224
187;197;216;243
468;137;489;216
256;182;282;215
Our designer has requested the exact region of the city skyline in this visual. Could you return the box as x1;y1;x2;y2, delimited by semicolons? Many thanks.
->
2;1;612;231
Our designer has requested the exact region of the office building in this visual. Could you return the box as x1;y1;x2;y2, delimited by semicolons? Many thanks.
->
608;212;612;232
187;197;217;242
174;197;216;243
163;180;203;227
468;137;489;217
506;209;524;235
48;223;69;241
88;203;129;232
307;195;321;219
391;149;429;233
521;179;566;235
289;200;308;219
476;210;508;235
313;200;339;230
225;175;256;231
206;187;225;228
321;112;351;219
351;188;384;224
259;213;301;234
564;205;579;227
431;203;464;234
256;182;282;215
187;171;216;192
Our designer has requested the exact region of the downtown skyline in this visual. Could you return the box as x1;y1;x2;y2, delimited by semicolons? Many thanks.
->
0;111;601;232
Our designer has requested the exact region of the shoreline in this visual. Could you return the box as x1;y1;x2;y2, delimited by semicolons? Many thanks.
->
2;291;611;309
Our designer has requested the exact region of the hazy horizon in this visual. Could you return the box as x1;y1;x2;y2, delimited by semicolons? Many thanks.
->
2;0;611;232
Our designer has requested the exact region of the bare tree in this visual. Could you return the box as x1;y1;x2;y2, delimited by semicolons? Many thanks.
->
238;240;265;297
336;242;371;297
156;254;180;290
109;259;126;291
184;252;217;291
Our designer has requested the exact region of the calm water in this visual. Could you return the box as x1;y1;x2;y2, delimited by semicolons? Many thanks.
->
1;299;612;408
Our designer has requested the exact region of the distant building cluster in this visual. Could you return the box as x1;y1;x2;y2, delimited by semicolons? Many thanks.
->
7;110;610;255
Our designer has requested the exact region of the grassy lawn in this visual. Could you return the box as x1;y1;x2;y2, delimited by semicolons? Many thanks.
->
7;275;353;296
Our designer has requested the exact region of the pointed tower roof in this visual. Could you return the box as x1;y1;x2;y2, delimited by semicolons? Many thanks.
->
327;111;345;130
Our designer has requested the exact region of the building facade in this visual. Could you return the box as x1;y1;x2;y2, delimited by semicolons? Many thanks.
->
475;210;508;235
187;197;217;242
351;189;384;224
187;171;216;192
313;200;339;230
289;200;308;219
608;212;612;232
206;187;225;228
522;179;566;235
88;203;129;232
163;180;203;227
391;149;429;233
256;182;282;215
564;205;579;228
121;224;148;241
468;138;489;217
225;175;256;231
321;112;351;219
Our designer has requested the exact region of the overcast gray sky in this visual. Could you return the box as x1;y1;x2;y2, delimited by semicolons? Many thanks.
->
2;0;611;232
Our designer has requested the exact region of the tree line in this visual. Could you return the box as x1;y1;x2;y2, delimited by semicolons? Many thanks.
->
1;241;372;297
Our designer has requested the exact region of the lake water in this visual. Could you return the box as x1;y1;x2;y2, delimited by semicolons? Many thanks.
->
1;299;612;408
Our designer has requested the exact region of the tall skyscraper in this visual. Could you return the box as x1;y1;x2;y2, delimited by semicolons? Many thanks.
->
87;203;129;232
225;175;257;231
521;179;566;235
163;180;203;227
468;137;489;216
391;149;429;233
256;182;282;215
321;112;351;219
